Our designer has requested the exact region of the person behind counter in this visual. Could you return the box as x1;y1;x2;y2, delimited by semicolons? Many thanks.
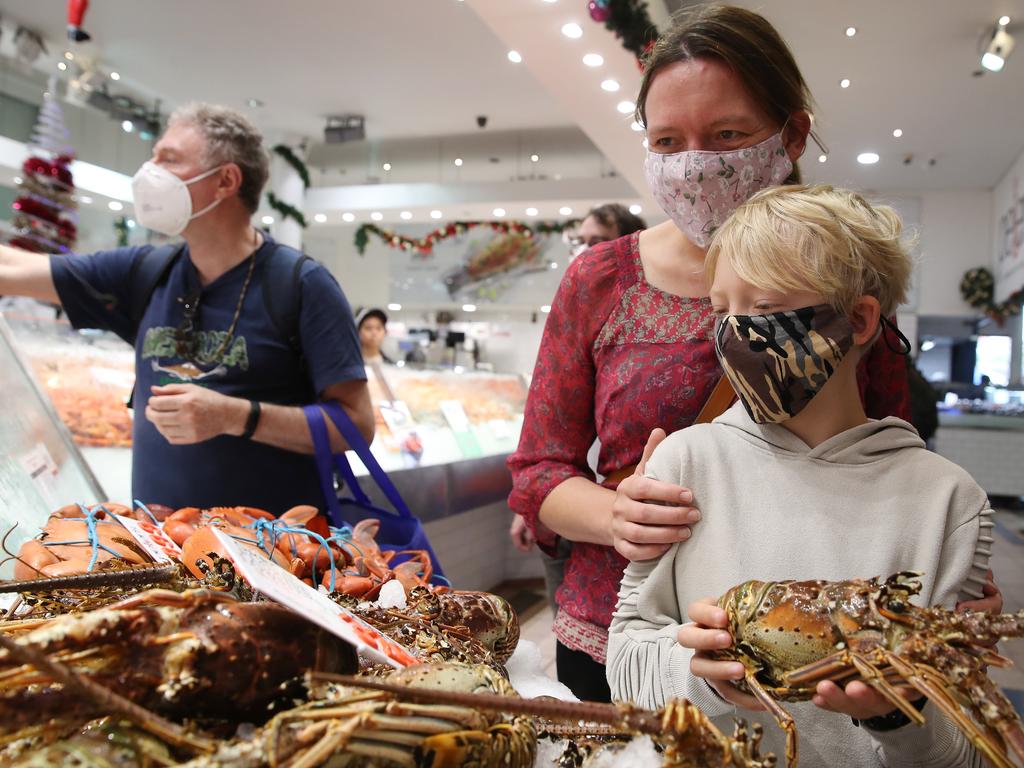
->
0;103;374;514
607;185;994;766
356;307;394;365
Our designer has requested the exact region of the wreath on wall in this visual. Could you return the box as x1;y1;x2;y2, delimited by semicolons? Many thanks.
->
960;267;1024;325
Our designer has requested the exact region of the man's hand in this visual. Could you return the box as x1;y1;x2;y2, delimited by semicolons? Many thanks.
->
145;384;247;445
612;428;701;561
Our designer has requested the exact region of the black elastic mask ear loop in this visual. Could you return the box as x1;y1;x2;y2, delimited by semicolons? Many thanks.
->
879;316;912;356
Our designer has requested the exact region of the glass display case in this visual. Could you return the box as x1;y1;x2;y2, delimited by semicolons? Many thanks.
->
0;312;104;577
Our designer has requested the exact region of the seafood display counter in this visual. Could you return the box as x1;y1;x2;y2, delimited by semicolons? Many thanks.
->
935;408;1024;497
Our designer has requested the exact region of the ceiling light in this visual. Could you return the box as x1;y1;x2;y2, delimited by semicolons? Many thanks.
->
342;212;355;222
818;154;828;163
454;157;463;167
57;61;67;71
261;215;274;225
601;79;620;92
430;210;443;219
246;98;264;108
630;121;644;132
541;305;552;313
999;15;1011;26
400;211;413;220
108;201;124;211
462;304;477;312
840;78;851;88
388;303;403;311
559;206;573;215
617;100;636;114
629;204;642;215
314;213;327;223
982;26;1014;72
371;212;384;221
383;162;392;171
845;27;857;37
508;50;523;63
526;207;539;216
79;195;92;204
13;176;22;185
550;262;559;269
892;128;903;138
64;51;74;60
126;219;136;228
110;71;120;81
857;152;880;165
561;22;583;39
642;138;649;148
583;53;604;67
121;120;134;133
920;339;936;352
493;208;506;217
531;154;540;162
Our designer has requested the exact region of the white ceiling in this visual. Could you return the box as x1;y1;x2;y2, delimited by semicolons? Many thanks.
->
0;0;572;141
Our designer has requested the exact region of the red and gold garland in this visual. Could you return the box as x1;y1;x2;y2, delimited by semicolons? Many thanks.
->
354;219;579;256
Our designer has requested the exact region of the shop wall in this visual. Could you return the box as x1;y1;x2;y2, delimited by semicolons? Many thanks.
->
993;145;1024;303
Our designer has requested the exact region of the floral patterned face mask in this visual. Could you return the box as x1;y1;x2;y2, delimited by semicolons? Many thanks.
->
644;129;794;247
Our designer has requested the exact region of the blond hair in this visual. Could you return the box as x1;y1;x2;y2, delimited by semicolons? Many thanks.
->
706;184;913;316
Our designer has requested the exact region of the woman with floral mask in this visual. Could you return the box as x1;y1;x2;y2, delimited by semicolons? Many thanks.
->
507;4;1000;703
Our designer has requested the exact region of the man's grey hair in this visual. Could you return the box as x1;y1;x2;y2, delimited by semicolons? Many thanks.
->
167;103;269;214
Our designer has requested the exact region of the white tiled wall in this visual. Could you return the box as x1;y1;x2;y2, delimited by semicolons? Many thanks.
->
425;501;545;592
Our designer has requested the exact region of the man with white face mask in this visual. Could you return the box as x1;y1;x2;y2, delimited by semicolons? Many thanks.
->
0;103;374;514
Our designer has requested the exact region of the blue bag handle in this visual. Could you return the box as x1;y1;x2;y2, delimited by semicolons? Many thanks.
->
303;403;413;520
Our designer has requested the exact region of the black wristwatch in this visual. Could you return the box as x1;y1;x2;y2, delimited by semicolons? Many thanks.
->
240;400;261;440
853;696;927;732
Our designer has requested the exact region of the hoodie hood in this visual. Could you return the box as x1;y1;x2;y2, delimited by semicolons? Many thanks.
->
712;401;925;465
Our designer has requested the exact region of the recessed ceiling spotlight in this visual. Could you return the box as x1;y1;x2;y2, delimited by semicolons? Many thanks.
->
388;303;402;311
400;211;413;220
1000;15;1011;26
108;201;124;211
382;162;392;171
454;157;463;167
463;304;478;312
642;138;649;149
601;79;620;92
57;61;67;71
818;154;828;163
857;152;880;165
13;176;22;184
526;207;539;216
121;120;133;133
617;100;636;114
630;121;644;132
541;305;552;313
493;208;506;217
550;262;559;269
430;210;443;219
982;26;1014;72
261;215;274;225
559;206;573;215
840;78;851;88
845;27;857;37
629;204;642;215
892;128;903;138
371;212;384;221
561;22;583;39
508;50;523;63
64;51;74;60
531;154;540;162
246;98;264;108
583;53;604;67
342;212;355;222
110;71;120;81
126;219;136;228
313;213;327;223
79;195;92;204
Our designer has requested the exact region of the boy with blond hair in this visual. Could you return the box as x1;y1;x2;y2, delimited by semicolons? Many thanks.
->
606;185;992;767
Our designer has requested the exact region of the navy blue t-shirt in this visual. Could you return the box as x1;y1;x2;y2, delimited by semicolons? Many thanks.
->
50;237;366;514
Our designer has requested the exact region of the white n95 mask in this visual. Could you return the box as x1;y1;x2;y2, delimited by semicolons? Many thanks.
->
131;161;225;236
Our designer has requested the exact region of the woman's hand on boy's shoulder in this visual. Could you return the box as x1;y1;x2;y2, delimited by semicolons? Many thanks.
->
678;598;764;711
611;428;702;561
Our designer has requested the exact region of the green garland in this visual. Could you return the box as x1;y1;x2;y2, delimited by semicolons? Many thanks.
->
354;219;580;256
960;267;1024;325
272;144;311;189
596;0;659;67
267;192;308;229
113;216;129;248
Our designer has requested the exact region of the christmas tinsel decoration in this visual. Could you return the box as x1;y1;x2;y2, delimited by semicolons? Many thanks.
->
354;219;580;256
272;144;311;189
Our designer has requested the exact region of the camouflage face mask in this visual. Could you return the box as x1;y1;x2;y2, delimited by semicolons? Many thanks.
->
714;304;855;424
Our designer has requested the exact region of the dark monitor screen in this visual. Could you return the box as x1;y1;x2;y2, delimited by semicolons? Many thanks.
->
445;331;466;348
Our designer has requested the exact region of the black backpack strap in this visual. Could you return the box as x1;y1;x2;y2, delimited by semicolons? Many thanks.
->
126;243;184;345
262;245;314;395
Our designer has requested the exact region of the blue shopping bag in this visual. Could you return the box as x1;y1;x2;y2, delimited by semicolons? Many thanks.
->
304;403;446;581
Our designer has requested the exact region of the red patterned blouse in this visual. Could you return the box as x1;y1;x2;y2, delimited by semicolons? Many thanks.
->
508;232;911;664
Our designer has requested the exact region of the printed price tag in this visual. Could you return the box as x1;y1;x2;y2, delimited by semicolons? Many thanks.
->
18;444;59;507
212;529;417;668
112;514;182;563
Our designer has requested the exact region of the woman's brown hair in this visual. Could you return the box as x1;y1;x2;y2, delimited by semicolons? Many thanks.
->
636;4;818;184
